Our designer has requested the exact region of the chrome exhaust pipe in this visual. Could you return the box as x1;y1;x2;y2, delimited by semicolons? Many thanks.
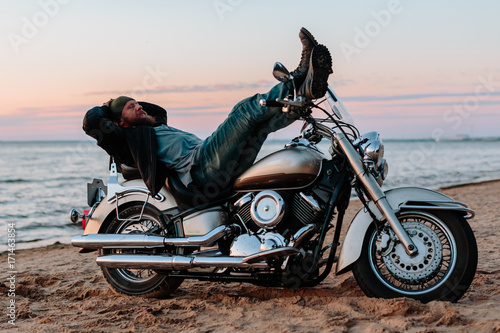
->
290;224;318;248
72;234;165;249
71;225;232;250
95;246;300;270
96;254;270;270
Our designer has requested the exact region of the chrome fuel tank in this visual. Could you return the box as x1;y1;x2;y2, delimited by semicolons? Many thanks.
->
233;146;322;192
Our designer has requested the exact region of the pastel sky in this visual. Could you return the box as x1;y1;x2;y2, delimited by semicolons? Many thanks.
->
1;0;500;141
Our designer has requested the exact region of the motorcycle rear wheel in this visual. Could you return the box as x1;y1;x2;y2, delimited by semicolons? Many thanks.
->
100;204;183;298
352;210;477;303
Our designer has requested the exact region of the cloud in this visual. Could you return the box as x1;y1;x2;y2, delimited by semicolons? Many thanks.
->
382;100;500;108
15;105;89;119
342;91;500;103
84;80;277;96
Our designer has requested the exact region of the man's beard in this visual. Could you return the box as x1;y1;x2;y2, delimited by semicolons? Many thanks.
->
133;114;156;126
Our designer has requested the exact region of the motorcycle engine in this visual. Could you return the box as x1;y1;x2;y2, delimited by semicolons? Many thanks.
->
250;190;285;229
234;190;324;236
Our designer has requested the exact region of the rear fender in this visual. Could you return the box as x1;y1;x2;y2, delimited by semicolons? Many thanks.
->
335;187;474;275
83;179;177;235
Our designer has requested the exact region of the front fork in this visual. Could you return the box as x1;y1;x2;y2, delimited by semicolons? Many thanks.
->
335;133;418;256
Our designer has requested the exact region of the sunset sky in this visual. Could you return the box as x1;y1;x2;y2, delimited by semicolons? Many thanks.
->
1;0;499;141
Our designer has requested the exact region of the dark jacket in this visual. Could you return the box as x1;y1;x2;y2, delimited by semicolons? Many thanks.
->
82;102;171;195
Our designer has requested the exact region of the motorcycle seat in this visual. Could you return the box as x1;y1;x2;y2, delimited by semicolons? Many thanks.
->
120;164;142;180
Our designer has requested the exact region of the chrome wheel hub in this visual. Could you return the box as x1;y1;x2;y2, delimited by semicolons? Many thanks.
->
382;221;442;283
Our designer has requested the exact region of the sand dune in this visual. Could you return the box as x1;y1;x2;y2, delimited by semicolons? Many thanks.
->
1;180;499;332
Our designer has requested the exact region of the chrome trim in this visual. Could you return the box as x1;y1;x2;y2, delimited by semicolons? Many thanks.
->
235;214;250;233
299;192;321;212
72;234;166;249
165;225;230;246
96;254;269;270
242;247;299;264
369;211;458;296
290;224;318;247
234;193;253;209
115;194;149;222
250;190;285;229
71;225;233;249
359;131;384;167
402;200;469;208
69;208;84;223
108;188;166;204
399;200;475;219
230;234;262;257
281;224;318;270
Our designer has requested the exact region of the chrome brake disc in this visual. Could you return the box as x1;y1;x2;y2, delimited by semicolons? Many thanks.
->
381;222;443;284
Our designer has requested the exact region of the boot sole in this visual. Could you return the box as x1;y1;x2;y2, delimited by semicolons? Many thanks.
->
309;44;333;99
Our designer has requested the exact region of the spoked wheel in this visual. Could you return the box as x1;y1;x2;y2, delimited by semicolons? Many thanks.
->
353;210;477;303
100;204;183;298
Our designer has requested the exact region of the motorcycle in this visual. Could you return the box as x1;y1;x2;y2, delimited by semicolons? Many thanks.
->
71;62;477;303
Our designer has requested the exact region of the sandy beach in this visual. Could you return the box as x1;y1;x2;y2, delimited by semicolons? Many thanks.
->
1;180;499;332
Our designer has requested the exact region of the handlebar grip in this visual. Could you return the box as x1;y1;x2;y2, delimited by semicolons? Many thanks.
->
259;99;284;108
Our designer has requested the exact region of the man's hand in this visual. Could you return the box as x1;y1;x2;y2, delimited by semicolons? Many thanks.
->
103;99;114;107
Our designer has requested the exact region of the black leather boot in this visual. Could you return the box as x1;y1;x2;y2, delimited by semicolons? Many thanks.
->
290;27;318;88
297;44;333;100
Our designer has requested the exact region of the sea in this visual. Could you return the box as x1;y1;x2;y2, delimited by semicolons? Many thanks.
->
1;139;500;252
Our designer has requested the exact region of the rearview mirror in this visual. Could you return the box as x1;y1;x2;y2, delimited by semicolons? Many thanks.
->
272;62;292;83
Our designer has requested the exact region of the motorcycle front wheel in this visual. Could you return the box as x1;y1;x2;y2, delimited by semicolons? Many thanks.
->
100;204;184;298
352;210;477;303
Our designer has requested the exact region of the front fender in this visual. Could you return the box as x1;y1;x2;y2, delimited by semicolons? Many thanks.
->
335;187;473;275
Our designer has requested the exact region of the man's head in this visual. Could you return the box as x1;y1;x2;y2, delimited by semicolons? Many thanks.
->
110;96;155;127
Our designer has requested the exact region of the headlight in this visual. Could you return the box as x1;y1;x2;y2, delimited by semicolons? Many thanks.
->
360;131;384;167
358;131;389;185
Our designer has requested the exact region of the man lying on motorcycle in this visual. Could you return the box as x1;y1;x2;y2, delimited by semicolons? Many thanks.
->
82;28;333;203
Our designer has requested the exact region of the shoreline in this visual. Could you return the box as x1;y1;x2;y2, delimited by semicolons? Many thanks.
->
439;177;500;190
1;179;499;332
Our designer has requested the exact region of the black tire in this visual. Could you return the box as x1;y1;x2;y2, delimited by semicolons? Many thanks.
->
352;210;477;303
100;204;183;298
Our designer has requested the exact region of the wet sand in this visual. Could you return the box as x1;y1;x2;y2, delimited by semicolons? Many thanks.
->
1;180;499;332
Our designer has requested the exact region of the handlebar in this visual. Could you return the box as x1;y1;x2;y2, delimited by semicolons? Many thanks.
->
258;99;284;108
259;97;308;109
